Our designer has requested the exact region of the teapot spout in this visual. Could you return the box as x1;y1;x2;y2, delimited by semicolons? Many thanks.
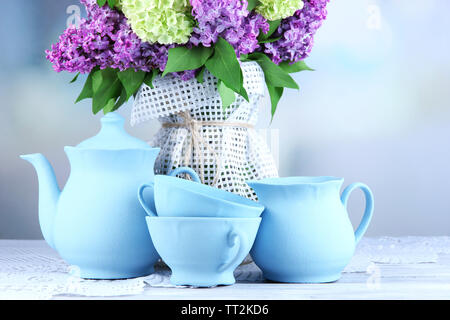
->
20;154;60;249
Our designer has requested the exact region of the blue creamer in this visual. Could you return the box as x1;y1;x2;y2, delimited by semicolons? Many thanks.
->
248;176;374;283
21;113;160;279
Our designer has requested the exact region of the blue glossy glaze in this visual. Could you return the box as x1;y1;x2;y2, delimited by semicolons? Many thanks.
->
146;216;261;287
21;113;161;279
247;176;374;283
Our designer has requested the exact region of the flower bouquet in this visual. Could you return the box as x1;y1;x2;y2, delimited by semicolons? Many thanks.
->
47;0;330;198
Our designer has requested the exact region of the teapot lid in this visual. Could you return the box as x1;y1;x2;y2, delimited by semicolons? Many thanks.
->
76;113;150;150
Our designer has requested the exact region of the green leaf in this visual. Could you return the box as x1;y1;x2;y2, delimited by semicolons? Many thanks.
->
97;0;107;7
162;46;214;77
196;66;205;84
143;69;159;89
218;81;236;110
91;68;122;114
205;37;245;97
247;0;260;11
248;52;299;89
102;98;116;114
75;72;94;103
267;85;284;121
111;86;128;113
70;72;80;84
258;20;281;41
258;36;282;44
238;78;249;102
279;60;315;73
107;0;116;8
117;69;146;100
92;69;103;93
240;54;249;62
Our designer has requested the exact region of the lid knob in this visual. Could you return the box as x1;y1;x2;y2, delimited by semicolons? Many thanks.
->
75;113;151;150
100;112;125;127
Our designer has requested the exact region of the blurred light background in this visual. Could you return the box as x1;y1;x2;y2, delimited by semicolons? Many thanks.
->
0;0;449;239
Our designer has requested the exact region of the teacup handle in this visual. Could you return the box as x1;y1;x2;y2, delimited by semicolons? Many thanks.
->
138;167;201;217
138;183;157;217
341;183;374;244
218;229;246;272
168;167;201;183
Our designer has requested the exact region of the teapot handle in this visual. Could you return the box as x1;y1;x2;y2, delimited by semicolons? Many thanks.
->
341;183;374;244
217;229;246;273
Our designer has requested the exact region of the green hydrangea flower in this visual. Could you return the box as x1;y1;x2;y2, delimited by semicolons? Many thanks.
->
120;0;194;45
256;0;305;21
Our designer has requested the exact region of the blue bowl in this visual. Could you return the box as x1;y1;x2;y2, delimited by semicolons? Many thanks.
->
146;216;261;287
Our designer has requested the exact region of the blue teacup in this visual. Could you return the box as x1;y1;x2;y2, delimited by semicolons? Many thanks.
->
145;216;261;287
138;171;264;218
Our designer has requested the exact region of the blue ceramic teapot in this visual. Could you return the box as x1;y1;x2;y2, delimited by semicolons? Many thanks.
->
248;177;374;283
21;113;163;279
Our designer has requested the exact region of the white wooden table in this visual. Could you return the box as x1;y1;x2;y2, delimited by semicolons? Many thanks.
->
1;238;449;300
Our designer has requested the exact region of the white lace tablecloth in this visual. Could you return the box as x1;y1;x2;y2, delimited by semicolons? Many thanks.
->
1;237;449;300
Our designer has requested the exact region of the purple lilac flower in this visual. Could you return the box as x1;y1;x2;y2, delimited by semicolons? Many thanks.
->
46;0;329;79
189;0;269;56
46;0;172;74
262;0;330;64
